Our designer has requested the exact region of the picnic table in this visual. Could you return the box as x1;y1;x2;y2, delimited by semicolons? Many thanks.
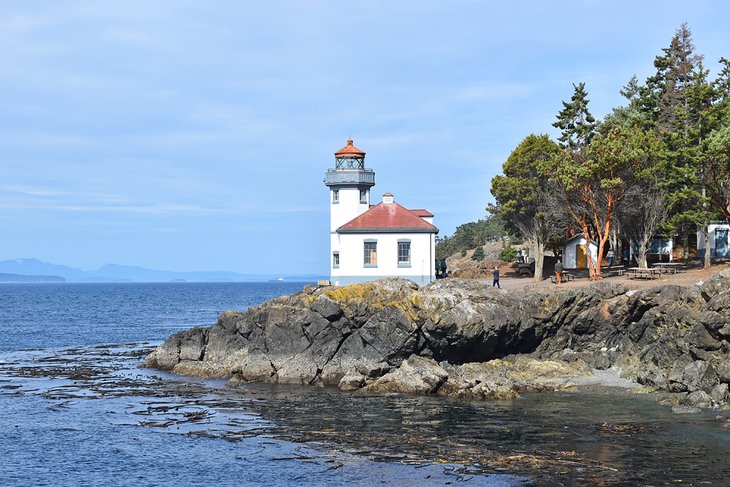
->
627;267;660;279
604;266;625;277
652;262;683;274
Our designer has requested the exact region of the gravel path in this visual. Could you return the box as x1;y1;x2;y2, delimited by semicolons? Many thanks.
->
474;262;729;293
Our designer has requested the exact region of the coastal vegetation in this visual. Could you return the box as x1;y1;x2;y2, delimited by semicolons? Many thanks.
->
489;24;730;279
434;216;507;260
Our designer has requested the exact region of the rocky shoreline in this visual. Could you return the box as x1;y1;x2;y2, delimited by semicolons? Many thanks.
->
146;271;730;410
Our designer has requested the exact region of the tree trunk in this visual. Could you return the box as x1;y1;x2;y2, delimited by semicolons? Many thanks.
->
610;225;620;262
683;228;690;263
701;226;712;269
596;232;611;279
532;240;545;282
580;224;597;280
637;241;649;268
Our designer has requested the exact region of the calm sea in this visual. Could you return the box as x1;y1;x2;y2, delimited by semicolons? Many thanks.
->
1;282;728;486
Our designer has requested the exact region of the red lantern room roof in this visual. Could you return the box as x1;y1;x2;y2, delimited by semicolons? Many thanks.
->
335;138;366;157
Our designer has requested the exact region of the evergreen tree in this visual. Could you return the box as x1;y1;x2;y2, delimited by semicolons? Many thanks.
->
703;57;730;226
552;82;597;150
639;24;713;265
549;83;608;279
704;126;730;220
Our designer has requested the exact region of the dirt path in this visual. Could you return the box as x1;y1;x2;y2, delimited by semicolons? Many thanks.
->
480;263;729;293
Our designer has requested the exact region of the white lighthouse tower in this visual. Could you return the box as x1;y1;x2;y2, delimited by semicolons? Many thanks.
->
325;139;374;231
324;139;374;283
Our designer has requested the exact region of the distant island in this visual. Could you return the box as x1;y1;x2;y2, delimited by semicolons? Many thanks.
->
0;272;65;283
0;258;326;283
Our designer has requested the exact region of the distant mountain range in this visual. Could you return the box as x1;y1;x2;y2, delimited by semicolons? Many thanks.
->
0;258;326;283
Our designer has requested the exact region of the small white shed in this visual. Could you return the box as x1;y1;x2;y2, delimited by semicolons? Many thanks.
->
697;223;730;259
562;235;599;270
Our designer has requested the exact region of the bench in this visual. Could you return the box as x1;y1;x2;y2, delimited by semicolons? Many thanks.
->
652;263;683;274
627;268;659;279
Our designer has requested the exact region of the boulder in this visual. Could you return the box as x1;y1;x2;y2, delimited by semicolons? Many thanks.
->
361;355;448;395
710;383;729;405
681;361;719;393
338;372;366;392
685;390;712;408
716;361;730;384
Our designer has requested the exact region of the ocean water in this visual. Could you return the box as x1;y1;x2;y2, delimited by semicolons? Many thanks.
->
1;283;729;486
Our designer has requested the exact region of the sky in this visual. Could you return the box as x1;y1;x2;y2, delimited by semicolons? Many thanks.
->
2;1;730;275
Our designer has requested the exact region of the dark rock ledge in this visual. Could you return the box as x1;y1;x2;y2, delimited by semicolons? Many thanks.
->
146;271;730;409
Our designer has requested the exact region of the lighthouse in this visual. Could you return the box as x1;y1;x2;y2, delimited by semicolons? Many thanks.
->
324;139;375;233
324;138;438;287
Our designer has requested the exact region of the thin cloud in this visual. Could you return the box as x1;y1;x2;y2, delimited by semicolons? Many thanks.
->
0;201;225;215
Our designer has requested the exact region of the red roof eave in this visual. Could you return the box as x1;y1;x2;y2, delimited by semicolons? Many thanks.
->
337;202;438;233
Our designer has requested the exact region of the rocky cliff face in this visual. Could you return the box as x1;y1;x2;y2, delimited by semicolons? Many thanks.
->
147;271;730;408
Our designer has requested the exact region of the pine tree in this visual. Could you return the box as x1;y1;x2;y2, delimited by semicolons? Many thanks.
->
643;24;712;264
552;82;596;150
703;57;730;227
549;83;608;279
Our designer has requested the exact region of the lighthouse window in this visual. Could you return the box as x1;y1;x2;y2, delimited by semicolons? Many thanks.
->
332;190;339;204
359;189;367;204
398;240;411;267
364;240;377;267
332;252;339;268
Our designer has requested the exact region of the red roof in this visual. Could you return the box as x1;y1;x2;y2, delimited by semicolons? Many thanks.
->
335;138;365;157
410;209;433;217
338;202;438;234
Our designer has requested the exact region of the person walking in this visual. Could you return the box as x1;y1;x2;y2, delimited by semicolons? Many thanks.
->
554;259;564;284
606;249;614;267
492;265;500;288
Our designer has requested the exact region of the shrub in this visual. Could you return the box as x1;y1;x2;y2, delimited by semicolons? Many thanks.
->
499;245;518;262
471;247;485;261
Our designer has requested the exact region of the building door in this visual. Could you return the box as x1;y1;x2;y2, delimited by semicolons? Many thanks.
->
576;244;587;268
716;228;729;258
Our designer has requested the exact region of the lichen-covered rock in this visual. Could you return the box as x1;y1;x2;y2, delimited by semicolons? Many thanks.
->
147;270;730;408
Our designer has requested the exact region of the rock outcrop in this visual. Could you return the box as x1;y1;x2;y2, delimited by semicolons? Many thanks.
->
146;271;730;408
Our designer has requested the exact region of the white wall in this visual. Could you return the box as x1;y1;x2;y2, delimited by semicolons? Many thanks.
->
563;237;598;269
698;223;730;258
330;232;435;286
697;224;729;250
329;185;370;232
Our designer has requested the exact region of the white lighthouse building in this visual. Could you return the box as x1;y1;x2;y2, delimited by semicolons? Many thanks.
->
324;139;438;286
